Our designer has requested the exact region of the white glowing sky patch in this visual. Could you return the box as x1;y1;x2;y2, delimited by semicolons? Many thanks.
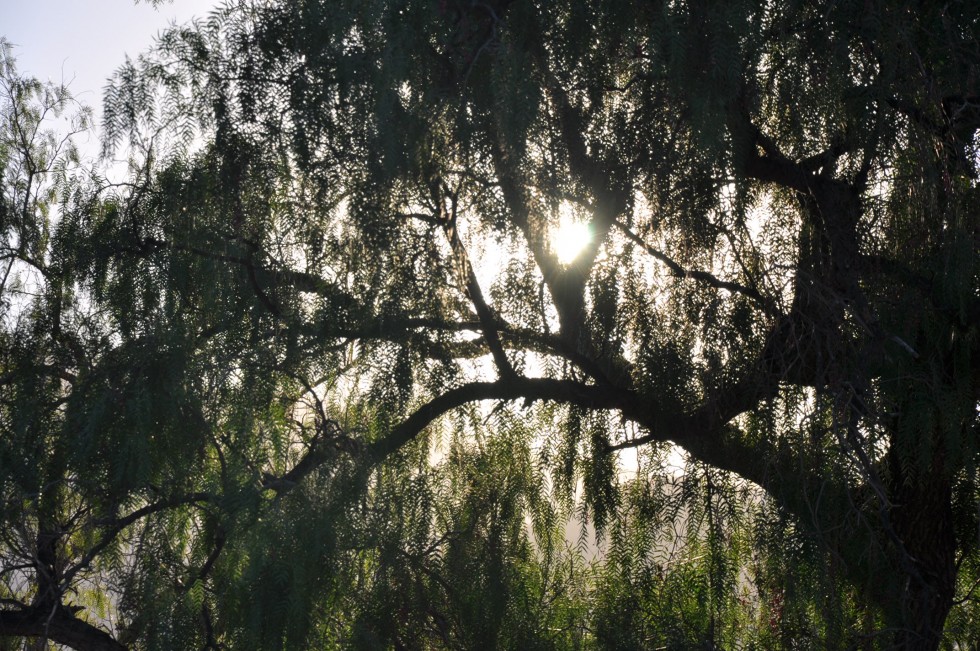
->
553;219;592;264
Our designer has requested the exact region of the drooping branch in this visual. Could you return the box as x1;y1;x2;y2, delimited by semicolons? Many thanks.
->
612;219;781;317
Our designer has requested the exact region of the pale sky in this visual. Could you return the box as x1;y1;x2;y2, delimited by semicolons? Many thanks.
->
1;0;217;135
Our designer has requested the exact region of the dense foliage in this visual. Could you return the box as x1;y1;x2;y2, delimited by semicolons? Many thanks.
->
1;0;979;648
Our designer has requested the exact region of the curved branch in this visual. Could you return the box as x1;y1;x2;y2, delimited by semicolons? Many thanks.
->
367;377;640;463
612;219;781;317
62;493;212;589
0;605;126;651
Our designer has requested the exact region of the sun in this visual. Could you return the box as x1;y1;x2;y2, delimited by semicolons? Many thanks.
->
552;216;592;265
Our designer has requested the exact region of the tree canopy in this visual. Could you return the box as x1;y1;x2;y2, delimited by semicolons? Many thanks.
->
1;0;979;649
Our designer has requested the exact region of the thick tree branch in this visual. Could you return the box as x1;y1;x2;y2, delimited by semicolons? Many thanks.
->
360;361;835;530
488;129;570;323
366;377;642;464
489;122;629;389
0;605;126;651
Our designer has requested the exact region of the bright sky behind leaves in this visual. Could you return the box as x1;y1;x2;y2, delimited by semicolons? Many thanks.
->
1;0;216;155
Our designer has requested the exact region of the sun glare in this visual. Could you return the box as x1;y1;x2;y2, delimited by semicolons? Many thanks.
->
553;219;592;264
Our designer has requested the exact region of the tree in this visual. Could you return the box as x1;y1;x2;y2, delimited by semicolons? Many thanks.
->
1;0;978;649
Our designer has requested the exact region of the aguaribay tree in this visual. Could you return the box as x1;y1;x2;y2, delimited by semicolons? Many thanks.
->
2;0;979;648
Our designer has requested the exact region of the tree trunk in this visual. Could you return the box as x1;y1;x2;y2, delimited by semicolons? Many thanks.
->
886;470;957;650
